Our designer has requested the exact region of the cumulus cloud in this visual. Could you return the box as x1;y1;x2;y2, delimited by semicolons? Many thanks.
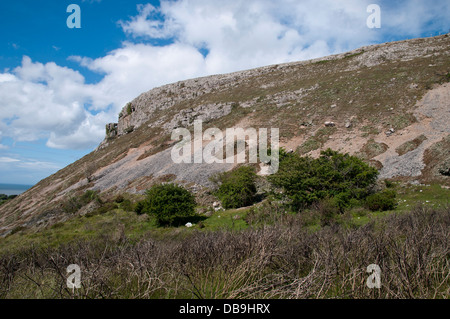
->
119;0;377;73
0;57;112;149
70;42;207;110
0;0;448;152
119;0;449;72
0;157;20;163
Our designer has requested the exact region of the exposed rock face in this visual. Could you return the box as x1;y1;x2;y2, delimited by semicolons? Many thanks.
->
106;123;118;138
163;102;233;130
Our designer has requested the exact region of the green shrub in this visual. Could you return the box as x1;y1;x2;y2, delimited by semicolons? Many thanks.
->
212;166;257;209
114;194;125;203
92;202;118;215
126;102;132;115
124;126;135;134
80;190;100;205
135;201;146;215
269;149;379;211
384;180;395;188
315;198;340;226
365;189;397;211
119;199;134;212
140;184;197;226
62;196;83;214
0;194;15;206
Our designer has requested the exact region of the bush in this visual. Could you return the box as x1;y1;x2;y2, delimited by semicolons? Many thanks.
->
212;166;257;209
126;102;133;115
119;199;134;212
365;189;397;211
269;149;379;211
0;194;18;205
90;202;118;216
314;198;340;226
140;184;197;226
114;194;125;203
135;201;146;215
80;190;100;205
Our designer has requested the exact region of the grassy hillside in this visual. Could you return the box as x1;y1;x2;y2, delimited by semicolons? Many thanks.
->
0;35;450;258
0;184;448;298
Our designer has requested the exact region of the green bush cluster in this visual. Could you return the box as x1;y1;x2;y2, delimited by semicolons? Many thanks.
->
75;149;397;227
0;194;17;205
365;189;397;211
269;148;379;212
61;190;102;214
126;102;133;115
136;183;197;226
212;166;258;209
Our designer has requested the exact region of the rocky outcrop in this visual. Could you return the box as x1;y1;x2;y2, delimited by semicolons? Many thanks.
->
163;103;233;130
106;123;118;138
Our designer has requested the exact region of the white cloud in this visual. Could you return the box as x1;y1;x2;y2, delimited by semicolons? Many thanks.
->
120;4;179;39
73;42;206;109
118;0;379;73
0;157;20;163
46;111;111;150
0;57;116;149
119;0;449;73
16;159;61;171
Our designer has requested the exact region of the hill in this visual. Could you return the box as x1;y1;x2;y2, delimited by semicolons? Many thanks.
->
0;34;449;237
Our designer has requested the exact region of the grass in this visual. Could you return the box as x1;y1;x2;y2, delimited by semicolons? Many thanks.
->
1;202;448;299
343;50;365;59
389;113;418;131
202;207;250;231
395;183;450;210
297;127;337;155
0;206;250;256
0;182;449;299
2;182;448;256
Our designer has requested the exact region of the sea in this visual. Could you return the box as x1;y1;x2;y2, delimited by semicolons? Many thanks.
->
0;183;34;196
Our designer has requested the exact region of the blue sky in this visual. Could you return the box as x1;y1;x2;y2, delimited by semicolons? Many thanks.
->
0;0;449;185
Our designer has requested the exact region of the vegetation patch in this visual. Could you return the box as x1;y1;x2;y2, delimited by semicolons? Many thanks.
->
396;134;427;156
297;126;337;155
0;205;448;299
358;139;389;159
365;189;397;211
0;194;17;206
135;183;198;226
343;50;365;59
211;166;258;209
269;149;379;212
421;135;450;185
388;113;417;130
